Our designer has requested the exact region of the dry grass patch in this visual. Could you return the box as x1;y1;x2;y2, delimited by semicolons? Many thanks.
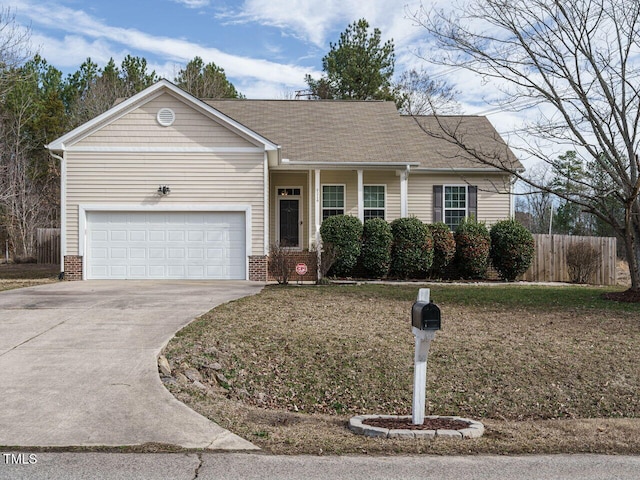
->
163;284;640;454
0;264;59;292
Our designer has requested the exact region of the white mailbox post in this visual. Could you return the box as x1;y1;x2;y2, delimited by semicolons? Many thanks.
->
411;288;440;425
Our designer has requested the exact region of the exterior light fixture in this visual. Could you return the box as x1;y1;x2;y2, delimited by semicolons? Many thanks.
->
158;185;171;195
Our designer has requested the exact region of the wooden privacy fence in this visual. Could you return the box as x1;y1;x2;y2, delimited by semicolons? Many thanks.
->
37;228;61;265
522;234;617;285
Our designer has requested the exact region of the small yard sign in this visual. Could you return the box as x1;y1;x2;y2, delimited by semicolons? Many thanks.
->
295;263;308;276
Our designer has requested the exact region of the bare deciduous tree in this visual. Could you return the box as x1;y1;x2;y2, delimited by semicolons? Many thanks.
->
0;7;31;97
412;0;640;292
394;68;460;115
0;77;50;259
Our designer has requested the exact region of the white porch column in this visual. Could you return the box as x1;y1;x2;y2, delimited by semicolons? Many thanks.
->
263;152;269;255
308;170;313;249
357;169;364;222
400;168;409;217
314;169;321;282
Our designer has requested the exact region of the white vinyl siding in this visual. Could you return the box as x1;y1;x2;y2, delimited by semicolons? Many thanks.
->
75;93;258;149
65;151;265;256
408;173;511;226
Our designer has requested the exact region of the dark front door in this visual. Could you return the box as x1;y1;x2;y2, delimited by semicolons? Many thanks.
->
279;199;299;247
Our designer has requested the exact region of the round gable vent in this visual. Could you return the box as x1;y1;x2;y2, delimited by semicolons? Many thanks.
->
157;108;175;127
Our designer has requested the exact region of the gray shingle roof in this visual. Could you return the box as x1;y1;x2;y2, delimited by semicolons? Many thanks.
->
205;99;522;170
407;115;523;170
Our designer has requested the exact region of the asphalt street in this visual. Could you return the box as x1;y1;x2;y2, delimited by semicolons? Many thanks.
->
2;452;639;480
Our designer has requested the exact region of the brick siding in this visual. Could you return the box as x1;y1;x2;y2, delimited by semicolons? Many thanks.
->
249;255;268;281
63;255;83;281
267;250;318;283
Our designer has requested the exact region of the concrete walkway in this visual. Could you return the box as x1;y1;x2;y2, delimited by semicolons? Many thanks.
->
0;280;263;450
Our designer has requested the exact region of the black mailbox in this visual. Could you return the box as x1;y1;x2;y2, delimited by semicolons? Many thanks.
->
412;301;441;330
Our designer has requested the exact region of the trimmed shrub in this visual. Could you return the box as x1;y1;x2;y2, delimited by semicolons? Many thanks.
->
454;218;490;279
566;241;601;284
319;215;363;277
489;219;535;281
361;218;392;278
427;222;456;278
390;217;433;279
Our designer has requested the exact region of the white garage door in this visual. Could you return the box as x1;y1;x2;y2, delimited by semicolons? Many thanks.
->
86;211;246;280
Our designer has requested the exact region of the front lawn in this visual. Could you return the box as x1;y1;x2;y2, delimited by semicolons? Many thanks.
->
163;284;640;454
0;263;59;291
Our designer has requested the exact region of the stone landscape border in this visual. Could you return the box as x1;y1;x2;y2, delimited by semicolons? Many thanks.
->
349;415;485;440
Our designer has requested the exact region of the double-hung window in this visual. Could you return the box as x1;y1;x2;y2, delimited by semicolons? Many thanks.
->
363;185;385;220
444;186;467;230
434;185;477;230
322;185;345;220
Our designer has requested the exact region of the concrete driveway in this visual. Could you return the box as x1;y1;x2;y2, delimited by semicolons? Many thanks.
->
0;280;263;450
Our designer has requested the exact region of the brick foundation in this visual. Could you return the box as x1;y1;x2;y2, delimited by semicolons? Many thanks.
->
249;255;268;281
64;255;83;281
267;250;318;283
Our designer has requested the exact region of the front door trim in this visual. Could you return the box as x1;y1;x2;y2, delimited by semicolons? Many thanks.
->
275;186;302;250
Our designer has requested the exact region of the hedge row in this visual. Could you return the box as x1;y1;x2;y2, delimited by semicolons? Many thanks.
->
320;215;534;281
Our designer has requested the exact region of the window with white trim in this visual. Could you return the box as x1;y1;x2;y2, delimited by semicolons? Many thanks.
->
322;185;345;220
363;185;385;220
444;185;467;230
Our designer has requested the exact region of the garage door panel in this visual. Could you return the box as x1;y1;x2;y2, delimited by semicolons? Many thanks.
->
87;211;246;280
130;265;146;277
149;266;166;277
188;230;205;242
111;248;127;259
111;230;127;241
168;230;185;241
129;230;146;242
130;248;146;259
148;230;165;241
168;248;185;259
110;265;127;277
149;248;165;259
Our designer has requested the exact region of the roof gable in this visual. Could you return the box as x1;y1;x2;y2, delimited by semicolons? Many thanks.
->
46;79;278;152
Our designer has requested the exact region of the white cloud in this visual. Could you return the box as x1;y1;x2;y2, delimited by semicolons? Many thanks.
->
172;0;211;8
227;0;425;49
13;0;318;93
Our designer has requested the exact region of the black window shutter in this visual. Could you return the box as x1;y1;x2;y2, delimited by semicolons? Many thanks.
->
433;185;443;222
468;186;478;220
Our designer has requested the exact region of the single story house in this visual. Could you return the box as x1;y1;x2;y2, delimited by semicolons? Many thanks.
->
46;79;522;281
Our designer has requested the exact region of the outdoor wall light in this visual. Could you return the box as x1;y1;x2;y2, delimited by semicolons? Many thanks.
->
157;185;171;195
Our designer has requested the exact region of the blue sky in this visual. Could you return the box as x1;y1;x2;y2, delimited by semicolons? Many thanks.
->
10;0;441;99
9;0;536;158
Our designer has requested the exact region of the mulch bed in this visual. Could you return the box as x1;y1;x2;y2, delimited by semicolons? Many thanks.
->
603;289;640;303
362;417;470;431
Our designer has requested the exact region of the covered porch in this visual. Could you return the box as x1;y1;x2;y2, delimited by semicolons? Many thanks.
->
268;166;411;252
